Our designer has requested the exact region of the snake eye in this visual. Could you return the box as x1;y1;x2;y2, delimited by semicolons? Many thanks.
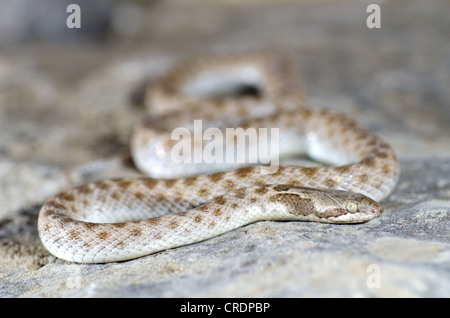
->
345;201;358;213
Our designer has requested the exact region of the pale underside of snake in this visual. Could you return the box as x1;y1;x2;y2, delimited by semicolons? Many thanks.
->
38;52;400;263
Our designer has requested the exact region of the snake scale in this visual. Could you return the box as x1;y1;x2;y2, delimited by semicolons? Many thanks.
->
38;52;400;263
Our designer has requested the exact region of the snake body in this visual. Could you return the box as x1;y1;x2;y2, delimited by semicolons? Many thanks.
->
38;52;400;263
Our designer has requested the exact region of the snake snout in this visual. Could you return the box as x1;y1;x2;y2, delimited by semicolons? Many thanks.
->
364;198;384;219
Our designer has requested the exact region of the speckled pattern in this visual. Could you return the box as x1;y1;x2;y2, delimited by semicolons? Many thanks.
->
38;52;399;263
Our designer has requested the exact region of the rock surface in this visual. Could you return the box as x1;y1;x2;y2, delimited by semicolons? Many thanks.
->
0;0;449;297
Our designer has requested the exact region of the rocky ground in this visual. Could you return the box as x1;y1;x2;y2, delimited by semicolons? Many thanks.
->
0;0;449;297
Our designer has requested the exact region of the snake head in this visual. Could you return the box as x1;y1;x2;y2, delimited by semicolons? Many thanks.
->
270;185;384;224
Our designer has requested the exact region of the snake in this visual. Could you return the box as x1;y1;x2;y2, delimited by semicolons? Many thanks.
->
37;52;400;263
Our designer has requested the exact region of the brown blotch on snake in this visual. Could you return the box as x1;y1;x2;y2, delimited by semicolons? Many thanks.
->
97;231;109;240
269;193;315;217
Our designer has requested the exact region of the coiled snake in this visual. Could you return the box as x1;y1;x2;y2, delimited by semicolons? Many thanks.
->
38;52;400;263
